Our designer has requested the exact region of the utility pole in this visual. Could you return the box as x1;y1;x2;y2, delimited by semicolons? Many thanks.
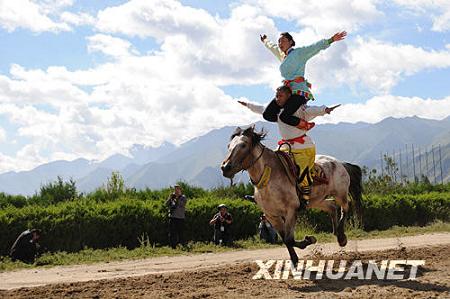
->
392;150;396;183
405;144;409;182
412;144;416;182
380;151;384;176
418;147;422;181
425;147;430;181
432;145;437;184
439;144;444;184
399;148;403;183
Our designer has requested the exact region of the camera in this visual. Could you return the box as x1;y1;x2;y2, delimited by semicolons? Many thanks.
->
169;195;177;211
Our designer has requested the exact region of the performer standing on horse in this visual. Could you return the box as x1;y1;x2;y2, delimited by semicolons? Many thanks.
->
261;31;346;104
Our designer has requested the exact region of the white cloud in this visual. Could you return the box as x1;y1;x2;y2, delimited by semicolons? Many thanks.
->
0;65;90;107
1;0;450;174
60;11;95;27
318;95;450;124
247;0;383;35
342;38;450;93
0;127;5;142
0;60;259;172
303;37;450;94
94;0;279;86
87;34;138;58
0;0;71;32
393;0;450;32
96;0;219;40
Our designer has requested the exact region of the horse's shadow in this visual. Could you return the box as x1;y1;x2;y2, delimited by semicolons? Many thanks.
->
287;265;449;294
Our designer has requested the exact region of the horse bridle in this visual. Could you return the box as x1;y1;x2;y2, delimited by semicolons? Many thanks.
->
242;142;265;171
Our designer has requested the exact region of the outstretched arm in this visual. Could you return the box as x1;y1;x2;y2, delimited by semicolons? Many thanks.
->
260;34;284;62
304;104;339;121
300;31;347;61
238;101;265;115
238;100;282;122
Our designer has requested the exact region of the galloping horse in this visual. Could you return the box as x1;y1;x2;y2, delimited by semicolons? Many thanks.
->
221;126;363;265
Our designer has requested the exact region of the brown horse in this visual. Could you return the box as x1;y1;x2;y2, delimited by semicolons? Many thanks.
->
221;126;363;265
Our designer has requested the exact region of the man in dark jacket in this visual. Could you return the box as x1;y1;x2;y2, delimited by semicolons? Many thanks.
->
10;229;41;263
165;185;187;249
209;204;233;246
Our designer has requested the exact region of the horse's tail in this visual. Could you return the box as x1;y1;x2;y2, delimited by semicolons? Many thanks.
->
343;162;363;226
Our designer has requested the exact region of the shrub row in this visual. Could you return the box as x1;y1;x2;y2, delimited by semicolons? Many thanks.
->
0;197;262;256
0;192;448;256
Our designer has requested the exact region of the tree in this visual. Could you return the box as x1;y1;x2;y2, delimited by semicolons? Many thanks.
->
38;176;78;204
105;171;125;199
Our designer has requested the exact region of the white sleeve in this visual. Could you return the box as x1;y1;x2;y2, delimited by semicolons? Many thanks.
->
263;38;284;62
246;103;265;115
304;105;327;121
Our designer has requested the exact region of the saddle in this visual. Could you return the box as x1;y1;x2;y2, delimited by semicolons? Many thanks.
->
275;151;329;186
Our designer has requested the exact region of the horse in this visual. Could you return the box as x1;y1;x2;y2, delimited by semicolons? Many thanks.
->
220;125;363;265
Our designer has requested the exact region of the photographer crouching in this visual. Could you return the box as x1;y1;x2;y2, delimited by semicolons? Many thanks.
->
209;204;233;246
258;214;278;244
165;185;187;249
10;228;41;263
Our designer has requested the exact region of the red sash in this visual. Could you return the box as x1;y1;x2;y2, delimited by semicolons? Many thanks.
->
278;134;307;145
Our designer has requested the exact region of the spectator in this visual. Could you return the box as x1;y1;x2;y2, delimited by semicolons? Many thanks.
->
258;214;278;244
10;229;41;263
209;204;233;246
165;185;187;249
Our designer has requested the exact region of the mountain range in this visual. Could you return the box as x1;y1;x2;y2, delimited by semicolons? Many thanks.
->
1;116;449;195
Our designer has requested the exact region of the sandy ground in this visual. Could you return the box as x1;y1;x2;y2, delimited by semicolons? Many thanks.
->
0;233;449;298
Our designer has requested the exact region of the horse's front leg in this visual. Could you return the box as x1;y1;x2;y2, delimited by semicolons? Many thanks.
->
270;215;300;266
283;208;317;257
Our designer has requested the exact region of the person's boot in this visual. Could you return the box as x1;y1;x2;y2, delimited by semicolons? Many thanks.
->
299;186;311;210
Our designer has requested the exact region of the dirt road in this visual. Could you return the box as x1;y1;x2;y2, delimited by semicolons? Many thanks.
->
1;233;449;298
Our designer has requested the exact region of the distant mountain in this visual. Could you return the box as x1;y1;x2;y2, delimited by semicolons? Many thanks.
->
0;143;176;195
0;116;448;195
0;158;96;195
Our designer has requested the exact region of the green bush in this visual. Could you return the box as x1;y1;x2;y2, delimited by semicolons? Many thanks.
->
0;197;261;256
0;177;448;257
0;192;28;208
362;192;450;230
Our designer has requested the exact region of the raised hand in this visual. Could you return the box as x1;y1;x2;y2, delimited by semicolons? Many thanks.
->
331;31;347;42
325;104;341;114
238;100;248;107
260;34;267;42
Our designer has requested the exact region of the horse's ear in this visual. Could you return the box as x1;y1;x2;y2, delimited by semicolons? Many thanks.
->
243;125;255;137
230;127;243;140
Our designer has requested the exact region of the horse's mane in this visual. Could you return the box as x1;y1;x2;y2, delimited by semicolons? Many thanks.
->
230;126;267;145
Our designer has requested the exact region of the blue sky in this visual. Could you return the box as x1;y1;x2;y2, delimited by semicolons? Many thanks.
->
0;0;449;172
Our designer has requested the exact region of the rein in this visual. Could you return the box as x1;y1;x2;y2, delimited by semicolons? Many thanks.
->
245;144;270;189
244;144;265;171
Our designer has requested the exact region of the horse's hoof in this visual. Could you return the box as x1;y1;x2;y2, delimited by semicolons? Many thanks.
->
306;235;317;245
338;234;347;247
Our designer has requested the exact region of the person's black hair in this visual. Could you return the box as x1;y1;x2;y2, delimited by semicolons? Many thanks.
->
280;32;295;47
276;85;292;95
30;229;41;235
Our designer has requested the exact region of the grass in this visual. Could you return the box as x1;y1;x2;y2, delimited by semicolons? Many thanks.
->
1;221;449;272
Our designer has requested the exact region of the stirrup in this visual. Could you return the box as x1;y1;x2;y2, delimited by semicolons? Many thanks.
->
300;186;311;200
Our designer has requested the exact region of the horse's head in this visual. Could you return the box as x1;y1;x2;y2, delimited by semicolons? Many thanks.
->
221;125;266;178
